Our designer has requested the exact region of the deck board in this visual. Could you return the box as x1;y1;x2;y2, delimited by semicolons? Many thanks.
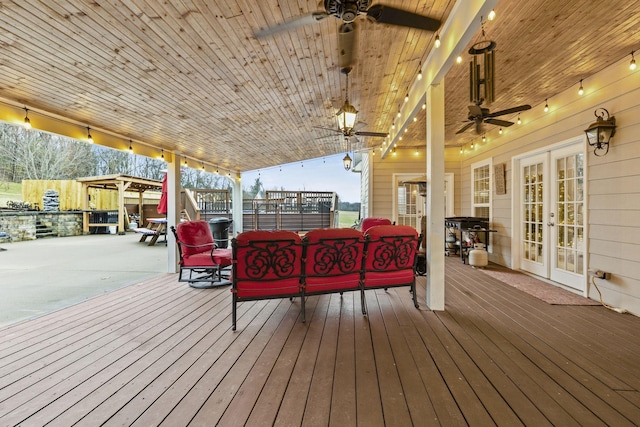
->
1;258;639;426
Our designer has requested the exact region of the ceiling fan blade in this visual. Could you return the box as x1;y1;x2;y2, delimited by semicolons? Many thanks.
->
456;122;475;134
485;118;514;127
487;104;532;117
338;23;356;70
312;125;341;133
353;121;368;131
254;11;329;38
355;131;388;137
366;5;441;32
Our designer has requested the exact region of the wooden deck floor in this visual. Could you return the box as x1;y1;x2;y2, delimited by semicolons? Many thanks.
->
1;258;639;426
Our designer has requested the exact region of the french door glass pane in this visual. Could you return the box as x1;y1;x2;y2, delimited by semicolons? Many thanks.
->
523;163;544;263
554;153;585;274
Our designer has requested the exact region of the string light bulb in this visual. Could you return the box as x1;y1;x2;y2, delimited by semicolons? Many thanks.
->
434;35;440;48
161;149;165;160
460;146;463;154
397;110;401;118
470;141;474;149
517;114;522;125
499;128;503;135
417;62;423;80
128;139;133;153
456;55;463;64
23;108;31;129
578;79;584;95
630;51;637;70
488;9;496;20
544;99;549;112
482;134;486;143
422;103;426;110
404;93;409;103
86;127;93;143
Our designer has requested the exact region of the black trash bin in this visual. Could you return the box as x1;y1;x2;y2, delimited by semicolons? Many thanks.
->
209;217;232;248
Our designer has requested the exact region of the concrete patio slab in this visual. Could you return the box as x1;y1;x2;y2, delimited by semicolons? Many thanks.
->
0;232;168;326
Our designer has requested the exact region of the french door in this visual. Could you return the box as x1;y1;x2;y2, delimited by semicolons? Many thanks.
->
518;143;585;291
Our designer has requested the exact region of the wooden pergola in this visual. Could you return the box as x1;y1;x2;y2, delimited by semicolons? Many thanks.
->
76;174;163;235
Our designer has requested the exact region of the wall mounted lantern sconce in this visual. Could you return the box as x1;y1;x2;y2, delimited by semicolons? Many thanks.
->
584;108;616;156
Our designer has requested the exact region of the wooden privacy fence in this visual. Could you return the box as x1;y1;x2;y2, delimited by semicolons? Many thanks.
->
22;180;161;211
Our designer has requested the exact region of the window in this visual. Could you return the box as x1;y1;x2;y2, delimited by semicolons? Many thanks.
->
471;159;492;219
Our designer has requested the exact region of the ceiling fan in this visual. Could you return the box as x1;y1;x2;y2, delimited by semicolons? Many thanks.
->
456;103;532;135
314;67;388;144
254;1;441;70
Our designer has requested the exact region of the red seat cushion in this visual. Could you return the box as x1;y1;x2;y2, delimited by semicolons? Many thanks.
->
212;248;232;266
303;228;364;294
176;220;215;257
181;248;232;267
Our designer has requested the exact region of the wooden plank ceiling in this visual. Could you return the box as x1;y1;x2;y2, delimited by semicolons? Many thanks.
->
0;0;638;173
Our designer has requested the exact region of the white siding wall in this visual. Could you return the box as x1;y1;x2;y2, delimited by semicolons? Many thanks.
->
454;57;640;315
369;147;461;222
359;153;370;219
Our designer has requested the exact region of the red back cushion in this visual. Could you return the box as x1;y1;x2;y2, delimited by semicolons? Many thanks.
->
303;228;364;293
232;230;303;298
176;220;214;257
304;228;364;277
361;217;392;232
363;225;418;273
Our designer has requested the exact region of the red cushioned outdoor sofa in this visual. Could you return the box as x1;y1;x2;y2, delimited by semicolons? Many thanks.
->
171;220;232;289
230;223;420;330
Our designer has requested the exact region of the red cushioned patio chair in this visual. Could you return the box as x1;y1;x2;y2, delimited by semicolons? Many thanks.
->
302;228;365;314
171;220;232;289
360;217;392;233
231;230;304;331
363;224;420;312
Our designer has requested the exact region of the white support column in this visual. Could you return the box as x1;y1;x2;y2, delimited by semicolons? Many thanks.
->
231;173;243;237
166;156;181;273
426;83;446;310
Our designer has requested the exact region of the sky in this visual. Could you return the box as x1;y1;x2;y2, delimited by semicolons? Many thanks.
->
241;153;361;203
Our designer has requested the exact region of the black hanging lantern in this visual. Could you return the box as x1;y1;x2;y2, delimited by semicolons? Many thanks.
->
584;108;616;156
343;153;353;171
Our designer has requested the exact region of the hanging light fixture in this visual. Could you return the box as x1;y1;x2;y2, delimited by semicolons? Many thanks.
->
584;108;616;156
630;51;637;70
342;152;352;171
86;127;93;143
336;68;358;133
434;35;441;48
578;79;584;95
23;108;31;129
544;99;549;112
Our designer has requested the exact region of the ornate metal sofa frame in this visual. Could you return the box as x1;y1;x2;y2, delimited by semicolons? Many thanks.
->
231;225;419;331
